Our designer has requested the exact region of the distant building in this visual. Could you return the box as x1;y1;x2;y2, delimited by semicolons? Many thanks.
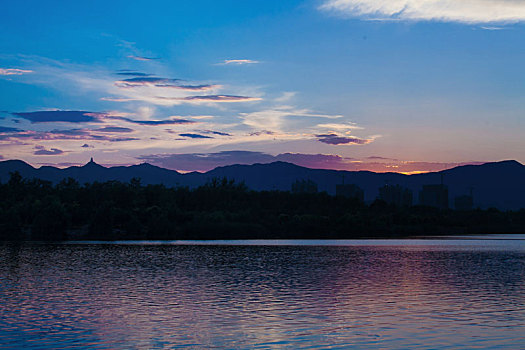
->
455;195;474;211
291;179;318;194
419;184;448;209
378;184;413;207
336;184;364;202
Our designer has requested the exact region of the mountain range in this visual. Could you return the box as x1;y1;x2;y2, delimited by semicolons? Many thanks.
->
1;158;524;210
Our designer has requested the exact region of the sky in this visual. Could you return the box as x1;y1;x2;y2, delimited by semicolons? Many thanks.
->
1;0;524;174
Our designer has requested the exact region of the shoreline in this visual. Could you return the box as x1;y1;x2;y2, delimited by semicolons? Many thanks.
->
3;234;524;246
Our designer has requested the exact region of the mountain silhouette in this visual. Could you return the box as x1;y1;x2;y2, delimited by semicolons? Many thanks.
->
0;159;524;210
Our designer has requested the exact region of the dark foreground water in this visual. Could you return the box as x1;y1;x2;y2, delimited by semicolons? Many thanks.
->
0;237;524;349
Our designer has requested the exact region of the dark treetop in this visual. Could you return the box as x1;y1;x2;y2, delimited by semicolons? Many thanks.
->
1;171;524;241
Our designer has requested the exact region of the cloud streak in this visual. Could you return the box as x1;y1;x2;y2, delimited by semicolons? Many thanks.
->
321;0;525;23
179;133;213;139
241;107;343;132
109;116;196;126
127;55;160;61
157;95;262;103
0;68;33;76
220;59;260;65
199;130;232;136
0;128;139;143
95;126;134;133
114;77;180;87
116;71;152;77
34;146;64;156
12;111;104;123
114;77;217;91
480;26;505;30
16;57;260;108
316;133;373;145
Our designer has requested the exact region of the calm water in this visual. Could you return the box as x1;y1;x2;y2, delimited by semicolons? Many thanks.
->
0;237;524;349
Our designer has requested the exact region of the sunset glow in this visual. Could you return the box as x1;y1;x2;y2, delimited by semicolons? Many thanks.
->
1;0;524;172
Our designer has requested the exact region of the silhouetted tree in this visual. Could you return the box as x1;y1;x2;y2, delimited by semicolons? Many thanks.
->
0;174;523;241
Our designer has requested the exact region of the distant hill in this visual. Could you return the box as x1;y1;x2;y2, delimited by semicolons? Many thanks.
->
0;158;186;187
1;158;524;210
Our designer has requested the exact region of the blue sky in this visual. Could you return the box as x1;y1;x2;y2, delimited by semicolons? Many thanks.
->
1;0;524;173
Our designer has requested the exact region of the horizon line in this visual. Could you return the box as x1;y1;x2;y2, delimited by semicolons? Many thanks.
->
0;158;522;176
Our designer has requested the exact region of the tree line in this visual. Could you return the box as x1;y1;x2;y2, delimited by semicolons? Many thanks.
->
1;172;524;241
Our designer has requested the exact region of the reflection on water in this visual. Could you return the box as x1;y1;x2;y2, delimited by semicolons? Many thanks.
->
0;239;524;349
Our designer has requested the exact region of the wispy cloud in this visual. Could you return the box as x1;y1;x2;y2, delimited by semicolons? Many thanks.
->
115;71;152;77
0;68;33;76
34;146;64;156
94;126;134;133
127;55;160;61
0;128;140;143
3;56;377;154
114;77;181;87
181;95;261;102
321;0;525;23
179;133;213;139
157;95;262;104
15;56;261;108
316;133;373;145
175;84;221;91
249;130;275;137
199;130;232;136
12;111;105;123
114;77;218;91
48;128;91;136
105;137;139;142
274;92;296;103
220;59;260;65
366;156;398;161
317;122;363;131
108;115;196;125
100;97;137;102
107;74;256;105
480;26;506;30
102;93;253;104
241;107;343;133
234;105;377;146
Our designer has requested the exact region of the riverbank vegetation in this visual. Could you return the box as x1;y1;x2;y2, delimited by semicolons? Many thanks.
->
1;173;524;241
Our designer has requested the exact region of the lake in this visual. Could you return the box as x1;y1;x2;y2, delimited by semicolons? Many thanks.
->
1;237;524;349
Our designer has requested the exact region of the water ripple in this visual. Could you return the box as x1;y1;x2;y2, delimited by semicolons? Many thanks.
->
0;241;524;349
